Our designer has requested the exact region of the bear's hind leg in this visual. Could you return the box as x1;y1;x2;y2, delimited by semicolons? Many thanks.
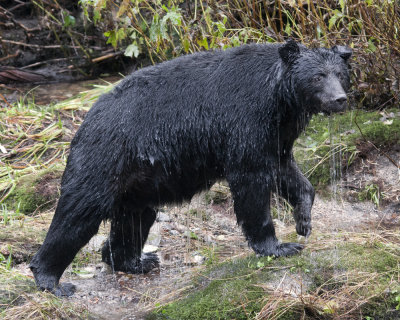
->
102;206;158;273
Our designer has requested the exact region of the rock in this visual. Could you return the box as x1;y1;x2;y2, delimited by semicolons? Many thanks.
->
171;222;186;232
157;212;172;222
143;244;158;253
161;222;172;231
216;235;226;241
85;234;107;253
193;255;205;264
184;252;205;265
205;183;231;204
100;262;112;273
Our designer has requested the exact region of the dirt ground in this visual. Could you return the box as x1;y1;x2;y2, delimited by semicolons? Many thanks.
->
12;150;400;319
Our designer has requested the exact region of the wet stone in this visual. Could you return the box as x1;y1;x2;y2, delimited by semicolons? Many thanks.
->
157;212;172;222
143;244;158;253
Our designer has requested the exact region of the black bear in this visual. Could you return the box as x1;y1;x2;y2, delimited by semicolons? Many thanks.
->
30;40;352;296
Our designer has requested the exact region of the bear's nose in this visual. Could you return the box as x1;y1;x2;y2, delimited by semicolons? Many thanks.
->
335;95;347;104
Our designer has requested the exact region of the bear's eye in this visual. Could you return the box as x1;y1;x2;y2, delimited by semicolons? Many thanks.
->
313;74;324;82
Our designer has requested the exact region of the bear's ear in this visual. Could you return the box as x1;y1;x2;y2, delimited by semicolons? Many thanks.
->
332;45;352;62
279;39;300;65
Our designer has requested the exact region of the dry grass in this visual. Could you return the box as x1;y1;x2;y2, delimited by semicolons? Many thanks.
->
2;290;89;320
0;83;114;206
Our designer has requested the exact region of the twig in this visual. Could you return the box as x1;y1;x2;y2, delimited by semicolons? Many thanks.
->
1;39;77;49
8;2;29;12
0;51;20;62
91;52;123;63
0;93;13;108
1;39;102;51
11;18;41;32
21;57;79;69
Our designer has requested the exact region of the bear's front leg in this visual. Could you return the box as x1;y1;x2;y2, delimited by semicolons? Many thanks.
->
227;171;303;257
278;157;315;237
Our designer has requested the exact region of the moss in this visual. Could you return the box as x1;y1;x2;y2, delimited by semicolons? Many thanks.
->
340;243;399;273
152;280;264;320
295;109;400;189
360;295;400;319
3;166;64;214
148;256;274;320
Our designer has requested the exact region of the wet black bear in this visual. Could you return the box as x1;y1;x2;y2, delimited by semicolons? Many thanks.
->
30;40;352;296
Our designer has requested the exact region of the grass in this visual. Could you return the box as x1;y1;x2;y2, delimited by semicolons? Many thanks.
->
0;83;115;214
0;208;99;319
0;266;90;320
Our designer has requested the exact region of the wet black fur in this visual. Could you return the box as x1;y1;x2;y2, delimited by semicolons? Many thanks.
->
30;40;352;296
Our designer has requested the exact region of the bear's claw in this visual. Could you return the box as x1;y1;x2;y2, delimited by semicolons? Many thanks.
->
252;239;304;257
52;283;76;297
296;219;312;237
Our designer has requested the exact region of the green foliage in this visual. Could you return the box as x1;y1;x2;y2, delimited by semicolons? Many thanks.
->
358;183;384;207
0;248;12;271
32;0;400;108
149;256;273;320
202;247;219;266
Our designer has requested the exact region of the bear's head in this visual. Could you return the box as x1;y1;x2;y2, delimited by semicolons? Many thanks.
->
278;40;352;114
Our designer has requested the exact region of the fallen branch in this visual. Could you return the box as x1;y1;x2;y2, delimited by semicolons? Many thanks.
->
1;39;103;51
91;52;123;63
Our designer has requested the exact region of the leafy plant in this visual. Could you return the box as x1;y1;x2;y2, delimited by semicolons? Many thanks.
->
0;247;12;271
358;183;384;207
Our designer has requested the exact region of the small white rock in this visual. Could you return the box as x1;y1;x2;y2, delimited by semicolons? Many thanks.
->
143;244;158;253
193;255;205;264
216;235;225;241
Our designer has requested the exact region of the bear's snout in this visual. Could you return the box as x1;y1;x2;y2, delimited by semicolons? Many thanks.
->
320;76;349;113
331;93;348;112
